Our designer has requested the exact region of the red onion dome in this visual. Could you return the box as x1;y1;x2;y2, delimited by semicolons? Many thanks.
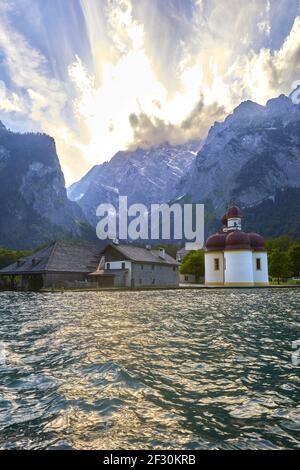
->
205;233;227;251
221;212;228;226
248;232;265;251
227;205;242;219
225;231;251;250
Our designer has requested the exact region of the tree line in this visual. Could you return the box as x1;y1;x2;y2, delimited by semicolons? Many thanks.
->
266;236;300;284
0;248;32;270
0;235;299;285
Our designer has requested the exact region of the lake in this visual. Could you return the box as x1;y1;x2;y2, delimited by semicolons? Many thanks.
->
0;289;299;450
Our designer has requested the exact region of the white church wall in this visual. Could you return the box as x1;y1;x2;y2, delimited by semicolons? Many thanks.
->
205;252;224;285
252;252;269;285
224;251;254;286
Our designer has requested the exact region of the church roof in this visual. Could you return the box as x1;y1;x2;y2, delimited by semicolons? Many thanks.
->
225;231;251;250
205;204;266;252
227;205;242;218
206;233;227;251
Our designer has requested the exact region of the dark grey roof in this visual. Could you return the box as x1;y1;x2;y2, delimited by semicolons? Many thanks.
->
105;244;179;266
0;241;100;275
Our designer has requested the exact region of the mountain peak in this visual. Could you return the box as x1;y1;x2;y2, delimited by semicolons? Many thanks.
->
232;100;263;117
266;94;293;112
0;120;6;131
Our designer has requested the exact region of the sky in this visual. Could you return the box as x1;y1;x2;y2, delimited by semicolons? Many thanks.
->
0;0;300;185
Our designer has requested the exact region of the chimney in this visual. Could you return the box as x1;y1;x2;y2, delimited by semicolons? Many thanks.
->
159;248;166;260
98;256;105;271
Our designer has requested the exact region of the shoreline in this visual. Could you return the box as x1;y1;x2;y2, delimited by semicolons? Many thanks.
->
1;284;300;293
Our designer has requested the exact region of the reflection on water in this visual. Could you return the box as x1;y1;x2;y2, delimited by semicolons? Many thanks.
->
0;289;299;450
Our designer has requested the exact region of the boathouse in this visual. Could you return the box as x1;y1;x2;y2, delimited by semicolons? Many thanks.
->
0;241;100;290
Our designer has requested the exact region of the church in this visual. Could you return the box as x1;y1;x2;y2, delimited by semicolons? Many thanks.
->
205;205;269;286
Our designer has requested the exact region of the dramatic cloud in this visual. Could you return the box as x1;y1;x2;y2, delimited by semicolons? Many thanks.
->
128;98;226;148
0;0;300;184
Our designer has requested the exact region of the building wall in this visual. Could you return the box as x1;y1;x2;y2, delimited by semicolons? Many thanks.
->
205;252;224;285
90;275;115;288
224;251;254;285
131;263;179;287
252;252;269;285
43;272;88;288
114;272;130;287
105;261;132;287
179;274;197;284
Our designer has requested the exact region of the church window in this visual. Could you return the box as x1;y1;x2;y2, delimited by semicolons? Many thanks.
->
256;258;262;271
214;258;220;271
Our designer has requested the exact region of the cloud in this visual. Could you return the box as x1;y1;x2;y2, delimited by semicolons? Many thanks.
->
0;80;23;112
124;1;300;149
72;0;227;156
129;98;226;148
230;15;300;104
0;0;300;184
0;3;89;183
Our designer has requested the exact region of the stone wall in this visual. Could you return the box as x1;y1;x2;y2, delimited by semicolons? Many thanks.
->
131;263;179;287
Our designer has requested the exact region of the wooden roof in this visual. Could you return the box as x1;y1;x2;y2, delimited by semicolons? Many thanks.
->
0;241;100;275
103;243;179;266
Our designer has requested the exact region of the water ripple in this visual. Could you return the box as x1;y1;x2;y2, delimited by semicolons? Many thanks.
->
0;289;299;449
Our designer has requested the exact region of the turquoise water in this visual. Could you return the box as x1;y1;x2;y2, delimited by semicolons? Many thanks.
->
0;289;299;450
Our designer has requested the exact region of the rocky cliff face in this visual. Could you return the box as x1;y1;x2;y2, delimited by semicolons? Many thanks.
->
0;122;94;249
68;141;200;226
179;95;300;217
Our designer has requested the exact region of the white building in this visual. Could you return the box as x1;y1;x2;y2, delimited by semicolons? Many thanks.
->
205;205;269;287
89;243;179;288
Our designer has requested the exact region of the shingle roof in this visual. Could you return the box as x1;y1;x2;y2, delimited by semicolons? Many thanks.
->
0;241;178;276
105;244;179;266
0;244;54;275
0;241;100;275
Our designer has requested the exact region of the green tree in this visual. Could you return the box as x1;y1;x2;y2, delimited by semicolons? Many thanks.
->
266;235;293;252
179;250;204;282
288;244;300;278
0;247;32;269
269;250;292;284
